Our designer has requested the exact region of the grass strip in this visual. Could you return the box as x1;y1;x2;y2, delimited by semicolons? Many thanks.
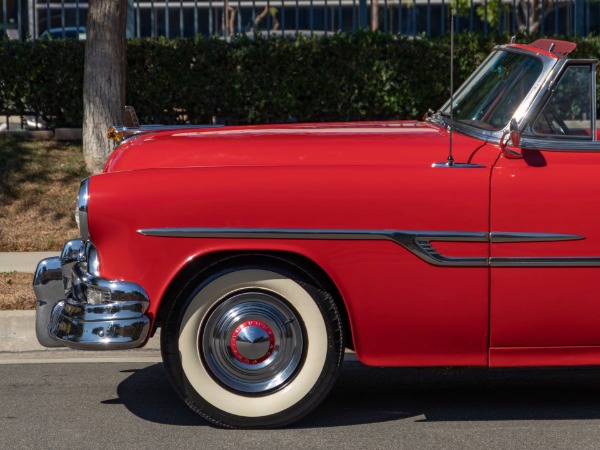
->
0;272;35;310
0;135;88;251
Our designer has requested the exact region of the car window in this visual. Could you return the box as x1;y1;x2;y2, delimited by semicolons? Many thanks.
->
532;65;593;139
447;51;543;131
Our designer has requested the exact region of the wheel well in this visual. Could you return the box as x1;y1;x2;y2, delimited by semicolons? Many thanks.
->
154;250;354;350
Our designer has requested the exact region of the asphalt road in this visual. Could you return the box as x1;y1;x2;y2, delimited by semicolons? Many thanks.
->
3;360;600;449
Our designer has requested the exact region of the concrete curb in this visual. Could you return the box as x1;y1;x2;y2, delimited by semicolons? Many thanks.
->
0;130;54;139
0;252;58;272
0;127;83;141
0;311;42;352
55;128;83;140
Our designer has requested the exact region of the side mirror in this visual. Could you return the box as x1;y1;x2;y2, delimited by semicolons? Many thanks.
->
509;118;520;147
501;118;523;159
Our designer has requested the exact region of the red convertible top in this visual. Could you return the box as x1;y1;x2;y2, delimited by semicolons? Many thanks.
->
529;38;577;56
510;39;577;59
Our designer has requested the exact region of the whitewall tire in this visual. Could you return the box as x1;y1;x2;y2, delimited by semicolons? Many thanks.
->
161;265;344;428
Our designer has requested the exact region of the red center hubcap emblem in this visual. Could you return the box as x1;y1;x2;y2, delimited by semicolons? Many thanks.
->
230;320;276;365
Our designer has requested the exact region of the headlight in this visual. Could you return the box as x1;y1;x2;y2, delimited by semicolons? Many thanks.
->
75;178;90;241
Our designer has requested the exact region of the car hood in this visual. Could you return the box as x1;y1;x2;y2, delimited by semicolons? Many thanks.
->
103;121;485;173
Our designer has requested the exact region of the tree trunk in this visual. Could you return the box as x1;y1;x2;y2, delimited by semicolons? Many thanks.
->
371;0;379;31
83;0;127;174
516;0;544;34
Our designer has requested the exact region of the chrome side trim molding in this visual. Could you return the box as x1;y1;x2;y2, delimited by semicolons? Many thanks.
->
138;228;489;267
400;231;488;266
488;232;597;266
490;232;585;243
490;257;600;267
108;124;224;144
139;228;600;268
431;162;487;169
519;136;600;152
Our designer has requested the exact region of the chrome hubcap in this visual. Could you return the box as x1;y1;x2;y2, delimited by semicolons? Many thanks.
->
230;320;275;364
201;291;304;394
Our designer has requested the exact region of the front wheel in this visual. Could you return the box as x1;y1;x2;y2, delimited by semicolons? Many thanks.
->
161;266;344;428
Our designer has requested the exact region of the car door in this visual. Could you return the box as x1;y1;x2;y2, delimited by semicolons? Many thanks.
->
489;61;600;366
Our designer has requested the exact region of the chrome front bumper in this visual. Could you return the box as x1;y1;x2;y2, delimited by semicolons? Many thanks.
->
33;239;151;350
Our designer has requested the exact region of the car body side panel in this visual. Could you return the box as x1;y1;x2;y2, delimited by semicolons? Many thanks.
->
134;237;489;366
87;147;498;366
491;148;600;348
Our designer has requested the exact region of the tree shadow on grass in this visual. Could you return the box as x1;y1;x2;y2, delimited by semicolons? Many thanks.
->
0;135;86;207
0;136;33;202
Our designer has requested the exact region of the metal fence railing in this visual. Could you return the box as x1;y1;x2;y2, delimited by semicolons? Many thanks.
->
1;0;599;41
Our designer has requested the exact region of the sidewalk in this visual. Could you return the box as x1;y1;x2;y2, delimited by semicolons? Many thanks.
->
0;252;58;272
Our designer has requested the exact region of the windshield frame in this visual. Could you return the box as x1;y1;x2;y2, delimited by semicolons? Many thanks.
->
428;45;561;144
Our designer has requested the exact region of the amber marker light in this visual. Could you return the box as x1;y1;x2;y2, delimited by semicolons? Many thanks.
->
107;127;124;142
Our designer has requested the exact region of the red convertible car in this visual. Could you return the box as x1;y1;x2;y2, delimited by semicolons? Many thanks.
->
34;38;600;428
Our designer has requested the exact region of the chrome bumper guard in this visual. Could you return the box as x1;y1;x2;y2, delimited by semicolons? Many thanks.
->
33;239;151;350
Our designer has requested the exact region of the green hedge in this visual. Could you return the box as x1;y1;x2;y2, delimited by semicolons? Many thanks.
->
126;32;496;125
1;32;599;128
0;39;85;127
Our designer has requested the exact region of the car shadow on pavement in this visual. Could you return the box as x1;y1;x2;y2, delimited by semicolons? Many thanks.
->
113;364;206;426
114;361;600;428
301;362;600;428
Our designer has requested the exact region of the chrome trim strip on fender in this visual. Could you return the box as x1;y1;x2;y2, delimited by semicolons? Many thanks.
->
402;231;488;266
489;232;598;266
138;228;489;267
490;257;600;267
490;232;585;243
108;124;225;145
139;228;600;268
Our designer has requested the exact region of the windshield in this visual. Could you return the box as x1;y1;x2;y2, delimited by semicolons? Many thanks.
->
440;50;543;131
